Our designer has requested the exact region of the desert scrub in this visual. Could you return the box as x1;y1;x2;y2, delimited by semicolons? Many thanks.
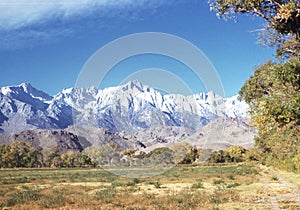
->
1;187;41;208
37;189;67;208
226;182;241;188
210;188;239;204
95;186;116;204
191;179;204;189
148;180;162;188
234;165;259;175
213;179;225;185
227;174;235;180
271;175;279;181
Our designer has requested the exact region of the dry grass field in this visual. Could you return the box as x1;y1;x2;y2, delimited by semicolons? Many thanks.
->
0;163;299;209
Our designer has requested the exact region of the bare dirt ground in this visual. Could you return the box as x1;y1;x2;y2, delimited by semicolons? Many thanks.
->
256;165;300;210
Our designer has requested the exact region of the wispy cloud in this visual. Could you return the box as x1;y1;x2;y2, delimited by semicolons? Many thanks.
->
0;0;176;50
0;0;170;31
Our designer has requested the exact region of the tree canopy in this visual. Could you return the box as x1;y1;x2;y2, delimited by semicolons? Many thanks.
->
239;59;300;170
209;0;300;58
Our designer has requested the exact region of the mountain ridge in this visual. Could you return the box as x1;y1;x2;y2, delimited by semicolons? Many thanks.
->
0;81;249;134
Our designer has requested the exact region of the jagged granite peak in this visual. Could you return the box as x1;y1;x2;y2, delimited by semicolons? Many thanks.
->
0;81;249;134
1;82;52;102
120;80;145;92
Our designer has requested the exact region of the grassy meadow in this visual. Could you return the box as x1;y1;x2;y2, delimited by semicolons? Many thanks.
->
0;163;299;209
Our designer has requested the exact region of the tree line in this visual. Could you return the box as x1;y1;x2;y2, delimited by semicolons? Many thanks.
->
0;141;262;168
0;142;92;168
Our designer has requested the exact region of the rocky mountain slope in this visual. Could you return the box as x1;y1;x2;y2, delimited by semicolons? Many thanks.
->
0;81;248;134
186;117;256;150
0;117;256;153
137;117;256;153
0;129;83;154
0;126;146;154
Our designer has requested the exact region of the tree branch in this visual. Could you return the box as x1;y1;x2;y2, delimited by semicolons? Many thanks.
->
269;0;283;8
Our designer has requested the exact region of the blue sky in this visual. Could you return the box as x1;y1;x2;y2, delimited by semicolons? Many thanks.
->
0;0;275;97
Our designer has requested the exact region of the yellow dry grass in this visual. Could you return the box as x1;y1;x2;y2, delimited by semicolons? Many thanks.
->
0;163;299;209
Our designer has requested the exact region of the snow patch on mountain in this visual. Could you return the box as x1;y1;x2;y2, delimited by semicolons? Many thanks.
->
0;81;249;134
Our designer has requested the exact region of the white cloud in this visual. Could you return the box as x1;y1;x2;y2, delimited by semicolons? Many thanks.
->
0;0;180;50
0;0;166;30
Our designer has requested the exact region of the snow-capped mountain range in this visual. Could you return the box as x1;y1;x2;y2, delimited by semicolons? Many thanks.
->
0;81;248;134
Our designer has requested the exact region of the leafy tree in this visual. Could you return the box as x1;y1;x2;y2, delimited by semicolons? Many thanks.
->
26;144;43;168
293;153;300;171
8;142;29;167
209;0;300;171
61;151;77;167
146;147;174;165
239;59;300;169
0;144;11;168
82;147;100;165
171;142;195;164
208;147;249;163
77;153;92;166
0;142;42;168
9;142;42;168
41;146;60;167
83;143;121;166
245;148;261;162
51;156;63;168
208;150;231;163
209;0;300;59
226;146;246;162
178;147;201;164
